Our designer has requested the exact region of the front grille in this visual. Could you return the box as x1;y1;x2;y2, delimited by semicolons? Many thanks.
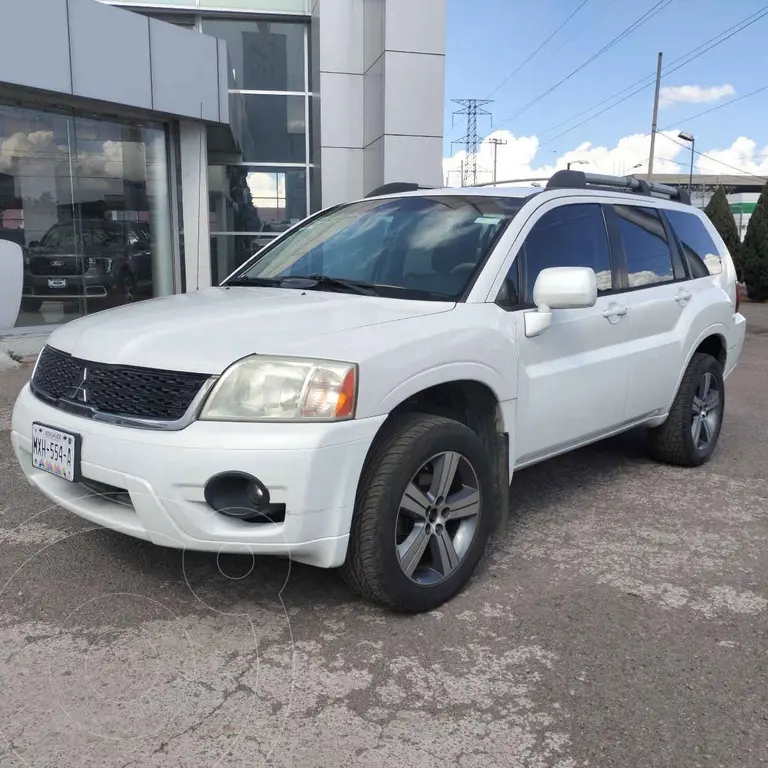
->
32;346;211;423
29;257;86;276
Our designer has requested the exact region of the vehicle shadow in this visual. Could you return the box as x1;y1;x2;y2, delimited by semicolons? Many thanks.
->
103;427;654;615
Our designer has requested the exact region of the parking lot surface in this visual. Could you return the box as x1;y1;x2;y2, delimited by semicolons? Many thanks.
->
1;304;767;768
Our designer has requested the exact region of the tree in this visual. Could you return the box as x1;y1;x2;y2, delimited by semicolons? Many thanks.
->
742;180;768;301
704;186;743;280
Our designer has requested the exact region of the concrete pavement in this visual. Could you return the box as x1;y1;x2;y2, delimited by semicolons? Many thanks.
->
1;305;767;767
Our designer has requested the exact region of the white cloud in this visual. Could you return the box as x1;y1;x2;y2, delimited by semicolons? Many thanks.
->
683;135;768;177
443;130;768;188
442;129;684;188
659;84;735;109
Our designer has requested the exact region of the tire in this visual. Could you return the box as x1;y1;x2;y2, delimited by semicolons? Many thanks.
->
341;413;495;612
648;353;725;467
20;297;42;312
118;272;137;304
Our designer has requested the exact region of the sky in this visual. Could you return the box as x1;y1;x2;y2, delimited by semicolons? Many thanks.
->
442;0;768;186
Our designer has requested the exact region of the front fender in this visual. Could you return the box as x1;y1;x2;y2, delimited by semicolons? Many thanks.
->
376;361;514;418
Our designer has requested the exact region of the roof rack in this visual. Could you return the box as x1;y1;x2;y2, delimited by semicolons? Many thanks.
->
546;170;691;205
365;182;433;198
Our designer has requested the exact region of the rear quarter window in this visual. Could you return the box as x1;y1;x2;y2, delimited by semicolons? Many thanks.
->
665;210;723;278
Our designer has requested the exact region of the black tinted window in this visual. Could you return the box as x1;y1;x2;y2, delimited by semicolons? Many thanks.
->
665;210;723;278
523;203;612;299
614;205;674;288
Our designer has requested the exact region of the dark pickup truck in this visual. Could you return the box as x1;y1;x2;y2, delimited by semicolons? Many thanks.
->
22;220;152;312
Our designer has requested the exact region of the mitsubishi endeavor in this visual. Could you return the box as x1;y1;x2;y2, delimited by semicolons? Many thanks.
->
11;171;746;612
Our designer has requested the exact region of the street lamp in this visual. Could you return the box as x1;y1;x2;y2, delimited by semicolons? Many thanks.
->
567;160;588;170
624;162;643;175
678;131;695;194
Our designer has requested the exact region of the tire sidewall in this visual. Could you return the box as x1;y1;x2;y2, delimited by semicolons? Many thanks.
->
360;418;495;611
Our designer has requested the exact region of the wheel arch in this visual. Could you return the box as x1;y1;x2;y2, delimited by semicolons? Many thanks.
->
664;325;728;415
360;377;513;532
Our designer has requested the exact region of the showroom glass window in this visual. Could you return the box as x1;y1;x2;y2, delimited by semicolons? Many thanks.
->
203;16;311;284
0;103;174;330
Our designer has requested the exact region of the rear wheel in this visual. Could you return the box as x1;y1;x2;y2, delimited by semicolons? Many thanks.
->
341;413;495;612
648;352;724;467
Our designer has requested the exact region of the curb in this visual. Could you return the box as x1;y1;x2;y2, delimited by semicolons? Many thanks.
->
0;334;47;370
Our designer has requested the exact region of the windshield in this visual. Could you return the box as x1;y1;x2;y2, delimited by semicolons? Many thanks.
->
40;225;77;249
228;195;524;300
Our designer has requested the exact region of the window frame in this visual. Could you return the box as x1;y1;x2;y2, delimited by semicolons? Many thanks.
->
496;201;620;311
604;203;688;293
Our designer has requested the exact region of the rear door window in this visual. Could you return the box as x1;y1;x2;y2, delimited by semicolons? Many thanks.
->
665;210;723;277
613;205;675;288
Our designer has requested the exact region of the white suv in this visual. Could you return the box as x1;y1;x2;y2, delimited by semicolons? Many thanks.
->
11;171;746;612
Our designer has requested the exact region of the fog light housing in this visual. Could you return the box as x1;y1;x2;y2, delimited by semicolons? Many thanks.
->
204;472;286;524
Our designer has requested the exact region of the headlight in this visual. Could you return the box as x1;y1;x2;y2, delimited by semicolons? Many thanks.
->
199;356;357;422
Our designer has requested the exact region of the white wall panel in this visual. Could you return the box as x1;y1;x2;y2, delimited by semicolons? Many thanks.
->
383;51;445;138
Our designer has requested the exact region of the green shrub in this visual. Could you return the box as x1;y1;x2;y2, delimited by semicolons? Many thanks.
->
742;181;768;301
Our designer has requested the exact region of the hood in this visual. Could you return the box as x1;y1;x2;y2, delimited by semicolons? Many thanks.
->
47;287;454;373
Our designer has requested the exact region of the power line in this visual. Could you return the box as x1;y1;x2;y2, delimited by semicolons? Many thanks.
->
550;0;621;51
658;85;768;131
661;133;768;182
489;0;673;133
537;5;768;145
538;6;768;149
485;0;592;99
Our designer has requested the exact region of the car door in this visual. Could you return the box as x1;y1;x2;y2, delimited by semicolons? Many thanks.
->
498;200;632;465
605;203;692;421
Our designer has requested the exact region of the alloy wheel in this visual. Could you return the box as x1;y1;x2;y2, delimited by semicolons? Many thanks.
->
395;451;481;585
691;371;721;450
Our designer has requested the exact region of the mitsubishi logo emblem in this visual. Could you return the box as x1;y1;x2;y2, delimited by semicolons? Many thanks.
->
68;368;88;403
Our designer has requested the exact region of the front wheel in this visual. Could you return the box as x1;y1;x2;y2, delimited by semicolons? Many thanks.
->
341;413;495;612
118;271;137;304
648;352;725;467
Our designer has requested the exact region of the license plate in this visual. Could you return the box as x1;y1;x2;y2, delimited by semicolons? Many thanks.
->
32;423;80;482
48;279;67;289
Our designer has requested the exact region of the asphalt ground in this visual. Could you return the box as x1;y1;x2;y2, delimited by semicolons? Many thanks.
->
1;304;766;767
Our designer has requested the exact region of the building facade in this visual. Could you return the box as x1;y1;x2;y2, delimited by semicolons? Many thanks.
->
0;0;446;345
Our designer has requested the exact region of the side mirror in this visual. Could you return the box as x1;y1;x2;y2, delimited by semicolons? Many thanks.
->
28;240;39;248
524;266;597;338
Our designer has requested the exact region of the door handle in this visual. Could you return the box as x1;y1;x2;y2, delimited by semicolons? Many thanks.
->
675;288;693;306
602;304;628;320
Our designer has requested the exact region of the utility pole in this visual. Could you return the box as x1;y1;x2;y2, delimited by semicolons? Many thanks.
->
488;138;507;185
647;51;663;182
451;99;493;186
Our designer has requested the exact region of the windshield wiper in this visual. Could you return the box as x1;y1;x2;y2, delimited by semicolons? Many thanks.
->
279;274;377;296
226;276;283;287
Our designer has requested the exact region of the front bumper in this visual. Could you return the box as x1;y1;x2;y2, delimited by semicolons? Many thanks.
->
11;384;385;567
23;272;117;299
